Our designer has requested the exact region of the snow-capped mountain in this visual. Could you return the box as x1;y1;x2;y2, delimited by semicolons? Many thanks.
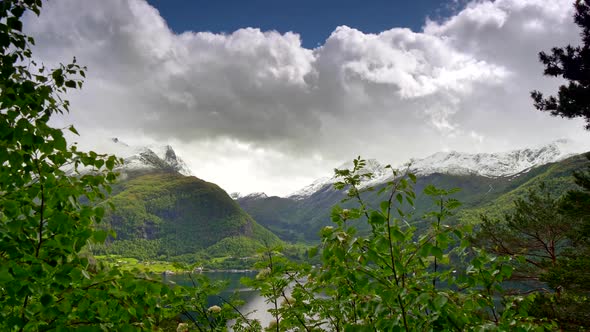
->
407;139;580;178
287;176;333;200
287;139;587;200
231;192;269;201
288;159;389;200
106;138;192;176
230;192;243;200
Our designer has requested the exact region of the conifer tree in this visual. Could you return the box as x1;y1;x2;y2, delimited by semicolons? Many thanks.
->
531;0;590;128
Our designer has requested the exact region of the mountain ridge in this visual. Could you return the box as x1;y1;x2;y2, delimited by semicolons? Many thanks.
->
92;140;282;261
105;137;192;176
285;139;586;200
236;152;589;242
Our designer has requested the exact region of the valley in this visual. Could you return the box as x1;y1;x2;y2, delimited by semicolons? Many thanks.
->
95;139;589;266
236;140;589;242
4;1;590;330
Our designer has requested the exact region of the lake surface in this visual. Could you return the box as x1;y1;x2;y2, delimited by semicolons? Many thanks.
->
163;271;546;329
164;271;275;327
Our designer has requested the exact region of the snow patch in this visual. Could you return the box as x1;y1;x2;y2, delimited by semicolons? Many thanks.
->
405;138;583;178
286;139;589;199
102;138;193;176
288;159;390;200
237;192;269;200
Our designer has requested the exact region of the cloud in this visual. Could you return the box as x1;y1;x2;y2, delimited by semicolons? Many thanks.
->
23;0;590;195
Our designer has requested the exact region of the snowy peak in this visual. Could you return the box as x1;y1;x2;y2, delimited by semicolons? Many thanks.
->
161;145;192;175
287;139;588;200
407;139;582;177
107;138;192;176
288;159;389;200
232;192;268;200
287;176;333;200
336;159;389;179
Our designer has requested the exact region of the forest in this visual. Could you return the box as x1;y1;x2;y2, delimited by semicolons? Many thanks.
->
1;0;589;331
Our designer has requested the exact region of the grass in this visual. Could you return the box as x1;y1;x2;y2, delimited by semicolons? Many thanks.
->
95;255;189;273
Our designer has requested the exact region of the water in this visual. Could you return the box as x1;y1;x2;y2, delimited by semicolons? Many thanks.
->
164;271;275;327
163;271;545;329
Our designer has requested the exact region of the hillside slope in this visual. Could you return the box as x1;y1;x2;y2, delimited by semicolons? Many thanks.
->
459;153;589;223
238;153;589;243
92;142;281;261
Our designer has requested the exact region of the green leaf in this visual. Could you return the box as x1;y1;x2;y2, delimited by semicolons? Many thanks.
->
308;246;318;258
69;125;79;135
431;246;443;260
106;157;115;170
40;294;54;306
433;294;448;309
54;135;66;151
500;264;513;278
93;230;108;243
369;211;386;225
423;184;440;196
0;266;14;283
420;243;433;257
391;228;405;242
3;200;19;217
52;68;64;86
446;199;462;210
380;201;389;214
7;17;23;31
396;193;403;205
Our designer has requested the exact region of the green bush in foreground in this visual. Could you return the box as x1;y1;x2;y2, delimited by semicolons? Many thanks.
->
238;158;556;331
0;2;195;330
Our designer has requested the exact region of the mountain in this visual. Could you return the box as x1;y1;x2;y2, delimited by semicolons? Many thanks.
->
231;192;269;200
236;140;590;243
288;159;389;200
407;138;580;177
94;140;281;261
287;139;582;200
105;137;193;176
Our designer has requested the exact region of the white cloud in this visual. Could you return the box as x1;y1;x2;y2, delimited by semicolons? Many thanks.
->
24;0;590;195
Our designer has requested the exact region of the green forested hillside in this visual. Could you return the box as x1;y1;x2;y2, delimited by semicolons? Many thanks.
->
96;171;281;260
238;153;589;242
459;153;589;223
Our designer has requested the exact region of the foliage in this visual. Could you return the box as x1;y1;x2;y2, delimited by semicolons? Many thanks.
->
476;184;575;284
205;236;264;258
531;0;590;129
458;154;587;224
475;183;590;330
560;153;590;241
0;2;197;330
239;158;554;331
239;246;304;332
166;271;251;332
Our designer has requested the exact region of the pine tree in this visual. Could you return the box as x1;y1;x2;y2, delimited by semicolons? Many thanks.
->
531;0;590;128
560;154;590;239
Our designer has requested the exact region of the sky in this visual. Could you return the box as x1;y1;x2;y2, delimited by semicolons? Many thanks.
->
22;0;590;196
143;0;468;49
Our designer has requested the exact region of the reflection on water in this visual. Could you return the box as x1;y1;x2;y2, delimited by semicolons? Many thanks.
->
164;271;274;327
164;271;545;329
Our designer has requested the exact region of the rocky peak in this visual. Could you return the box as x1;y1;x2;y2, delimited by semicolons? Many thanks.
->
108;138;192;176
